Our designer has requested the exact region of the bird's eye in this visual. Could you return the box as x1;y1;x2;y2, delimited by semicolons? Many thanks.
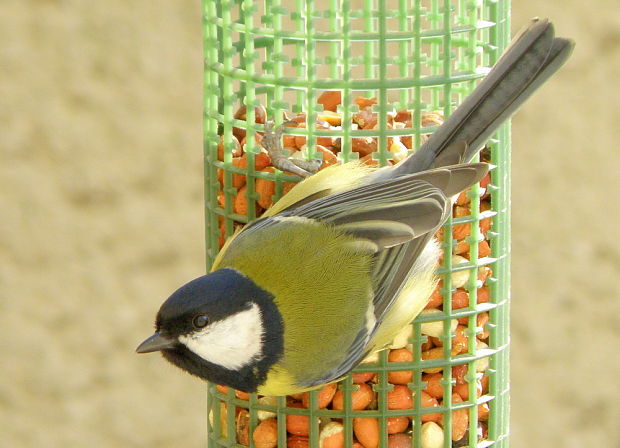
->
192;314;209;329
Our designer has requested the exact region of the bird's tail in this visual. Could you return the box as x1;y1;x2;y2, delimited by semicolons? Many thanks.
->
391;18;574;176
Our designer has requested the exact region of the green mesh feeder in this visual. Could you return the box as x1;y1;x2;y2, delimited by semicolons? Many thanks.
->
203;0;510;447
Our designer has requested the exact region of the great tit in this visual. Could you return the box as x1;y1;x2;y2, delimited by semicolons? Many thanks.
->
137;19;573;396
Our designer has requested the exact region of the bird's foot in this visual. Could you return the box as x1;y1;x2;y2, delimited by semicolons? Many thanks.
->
263;121;321;178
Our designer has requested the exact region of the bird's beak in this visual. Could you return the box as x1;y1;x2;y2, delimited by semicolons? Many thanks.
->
136;332;178;353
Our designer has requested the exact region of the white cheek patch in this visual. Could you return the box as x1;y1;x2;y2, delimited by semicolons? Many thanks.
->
179;303;264;371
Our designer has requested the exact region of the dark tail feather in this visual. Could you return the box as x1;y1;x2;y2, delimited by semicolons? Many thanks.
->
393;18;575;175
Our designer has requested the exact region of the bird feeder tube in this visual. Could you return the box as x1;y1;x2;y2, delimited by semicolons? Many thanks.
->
203;1;511;447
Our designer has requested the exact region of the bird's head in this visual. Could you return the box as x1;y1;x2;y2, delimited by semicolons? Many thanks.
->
136;268;284;392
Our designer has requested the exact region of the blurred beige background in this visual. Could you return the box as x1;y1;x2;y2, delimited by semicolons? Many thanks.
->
1;1;618;447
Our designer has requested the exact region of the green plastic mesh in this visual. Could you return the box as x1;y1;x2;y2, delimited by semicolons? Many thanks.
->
203;1;510;447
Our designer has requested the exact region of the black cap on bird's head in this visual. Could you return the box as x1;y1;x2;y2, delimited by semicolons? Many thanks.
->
136;268;284;392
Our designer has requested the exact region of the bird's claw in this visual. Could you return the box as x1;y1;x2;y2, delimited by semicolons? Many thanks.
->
284;158;322;177
262;120;321;178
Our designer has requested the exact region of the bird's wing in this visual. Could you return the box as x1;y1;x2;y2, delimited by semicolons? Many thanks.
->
279;162;487;247
272;163;488;386
363;163;488;322
285;177;449;246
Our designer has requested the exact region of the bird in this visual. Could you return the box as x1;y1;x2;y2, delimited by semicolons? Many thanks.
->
136;19;573;396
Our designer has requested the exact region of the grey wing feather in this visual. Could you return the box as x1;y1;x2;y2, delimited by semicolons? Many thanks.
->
407;162;489;197
369;234;433;318
331;199;445;236
336;221;414;250
281;175;451;242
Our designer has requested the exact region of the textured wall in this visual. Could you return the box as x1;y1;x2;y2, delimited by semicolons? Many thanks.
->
1;1;206;446
1;1;617;447
511;3;620;447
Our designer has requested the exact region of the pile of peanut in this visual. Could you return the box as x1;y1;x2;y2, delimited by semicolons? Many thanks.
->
212;92;495;448
215;91;444;248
